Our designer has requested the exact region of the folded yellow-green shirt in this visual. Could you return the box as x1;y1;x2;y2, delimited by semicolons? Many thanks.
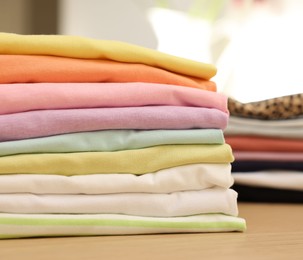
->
0;33;216;80
0;144;233;176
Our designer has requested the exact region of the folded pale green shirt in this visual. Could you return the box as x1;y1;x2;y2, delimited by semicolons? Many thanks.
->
0;213;246;239
0;144;233;175
0;129;224;157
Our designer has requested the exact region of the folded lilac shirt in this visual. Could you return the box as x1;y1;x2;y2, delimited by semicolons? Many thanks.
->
0;106;228;141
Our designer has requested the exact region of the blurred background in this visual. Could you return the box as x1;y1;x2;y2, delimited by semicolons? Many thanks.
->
1;0;303;102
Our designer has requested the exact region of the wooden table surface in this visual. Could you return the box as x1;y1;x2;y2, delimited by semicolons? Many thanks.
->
0;203;302;260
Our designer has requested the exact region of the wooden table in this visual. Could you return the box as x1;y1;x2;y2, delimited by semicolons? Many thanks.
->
0;203;302;260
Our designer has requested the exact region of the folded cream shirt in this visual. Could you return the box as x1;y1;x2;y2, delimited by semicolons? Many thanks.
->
0;164;233;194
0;188;238;217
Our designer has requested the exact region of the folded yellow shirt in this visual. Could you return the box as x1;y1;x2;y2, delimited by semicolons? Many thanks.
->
0;144;233;176
0;33;216;80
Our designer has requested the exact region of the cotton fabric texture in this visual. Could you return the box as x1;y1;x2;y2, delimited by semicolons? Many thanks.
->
0;55;216;91
233;151;303;162
0;33;216;80
225;135;303;152
227;94;303;204
0;144;234;175
0;129;224;157
0;188;238;216
0;32;245;238
0;213;246;239
233;171;303;191
0;164;234;194
0;82;227;115
225;116;303;139
0;106;228;141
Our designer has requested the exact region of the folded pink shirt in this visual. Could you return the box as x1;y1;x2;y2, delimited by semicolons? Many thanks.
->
233;151;303;161
0;82;228;115
0;106;228;141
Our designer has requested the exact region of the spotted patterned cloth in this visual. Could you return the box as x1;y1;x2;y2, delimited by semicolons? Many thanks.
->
228;93;303;120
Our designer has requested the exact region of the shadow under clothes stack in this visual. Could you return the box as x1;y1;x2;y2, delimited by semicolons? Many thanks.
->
225;94;303;203
0;33;246;239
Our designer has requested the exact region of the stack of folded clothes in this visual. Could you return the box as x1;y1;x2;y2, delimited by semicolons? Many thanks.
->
226;93;303;203
0;33;246;239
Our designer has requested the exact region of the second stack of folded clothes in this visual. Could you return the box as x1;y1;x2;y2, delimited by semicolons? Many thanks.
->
226;93;303;203
0;33;245;239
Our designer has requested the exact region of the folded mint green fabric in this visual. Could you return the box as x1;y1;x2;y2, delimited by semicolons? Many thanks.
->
0;129;224;157
0;213;246;239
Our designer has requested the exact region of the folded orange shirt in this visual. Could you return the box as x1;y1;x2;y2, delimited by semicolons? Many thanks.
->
0;55;216;91
225;135;303;152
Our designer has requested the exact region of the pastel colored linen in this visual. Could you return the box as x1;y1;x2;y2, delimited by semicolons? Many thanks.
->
0;164;233;194
225;135;303;152
0;106;228;142
0;55;216;91
233;171;303;191
225;116;303;139
0;188;238;216
0;129;224;157
0;82;225;115
233;151;303;161
0;144;234;175
0;213;246;239
0;33;216;80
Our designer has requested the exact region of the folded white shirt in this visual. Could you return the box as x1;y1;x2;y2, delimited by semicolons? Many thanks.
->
233;171;303;191
225;116;303;138
0;164;233;194
0;188;238;217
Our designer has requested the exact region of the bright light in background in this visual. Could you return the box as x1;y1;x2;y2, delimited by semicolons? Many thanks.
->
59;0;303;102
147;7;212;63
216;2;303;102
148;0;303;102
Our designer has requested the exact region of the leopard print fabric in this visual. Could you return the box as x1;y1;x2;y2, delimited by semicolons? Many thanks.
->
228;93;303;120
